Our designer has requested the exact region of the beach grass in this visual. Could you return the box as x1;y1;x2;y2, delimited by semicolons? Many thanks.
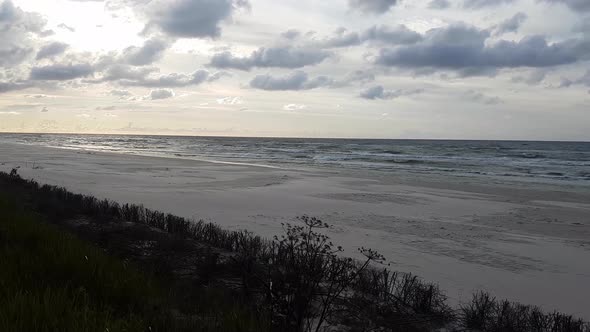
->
0;194;269;332
0;196;161;331
1;169;589;332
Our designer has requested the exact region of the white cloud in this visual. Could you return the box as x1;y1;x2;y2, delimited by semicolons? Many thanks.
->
0;0;589;139
146;89;175;100
217;96;243;105
283;103;307;111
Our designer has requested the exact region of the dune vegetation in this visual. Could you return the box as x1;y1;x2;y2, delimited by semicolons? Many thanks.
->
0;169;588;332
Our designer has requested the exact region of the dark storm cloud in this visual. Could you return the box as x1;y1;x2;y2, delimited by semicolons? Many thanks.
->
120;37;172;66
36;42;69;60
30;63;95;80
463;0;516;9
359;85;423;100
249;71;332;91
428;0;451;9
538;0;590;12
493;12;527;36
145;0;249;38
374;24;583;73
208;47;332;71
348;0;398;14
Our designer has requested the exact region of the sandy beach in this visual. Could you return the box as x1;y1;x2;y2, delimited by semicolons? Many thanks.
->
1;142;589;319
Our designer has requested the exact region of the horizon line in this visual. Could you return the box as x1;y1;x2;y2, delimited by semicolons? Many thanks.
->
0;131;589;143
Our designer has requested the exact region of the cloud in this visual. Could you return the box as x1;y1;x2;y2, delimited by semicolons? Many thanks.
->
0;81;33;93
316;25;422;48
30;63;94;80
374;24;583;74
96;64;158;81
249;69;376;91
317;28;362;48
511;69;546;85
281;29;301;40
463;0;516;9
0;47;33;67
147;89;175;100
144;0;249;38
560;70;590;87
117;69;226;87
537;0;590;12
26;94;51;98
360;85;423;100
249;71;338;91
217;96;243;105
95;106;117;110
493;12;527;36
110;89;132;97
36;42;69;60
209;46;332;71
121;37;172;66
348;0;398;14
3;103;43;110
462;90;503;105
283;103;306;111
0;0;48;67
428;0;451;9
362;25;423;45
330;69;376;87
57;23;75;32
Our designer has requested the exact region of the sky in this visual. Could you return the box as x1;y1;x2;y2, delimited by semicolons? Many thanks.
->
0;0;589;140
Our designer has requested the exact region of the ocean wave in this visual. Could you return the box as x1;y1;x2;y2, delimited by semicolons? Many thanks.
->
514;153;546;159
3;134;590;184
379;150;403;155
546;172;565;176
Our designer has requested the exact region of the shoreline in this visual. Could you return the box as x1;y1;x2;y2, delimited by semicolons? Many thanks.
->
5;140;590;192
1;142;589;319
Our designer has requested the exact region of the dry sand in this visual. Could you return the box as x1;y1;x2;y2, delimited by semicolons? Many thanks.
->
1;142;589;319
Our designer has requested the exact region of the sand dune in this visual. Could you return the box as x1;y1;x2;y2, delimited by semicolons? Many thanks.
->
1;142;589;319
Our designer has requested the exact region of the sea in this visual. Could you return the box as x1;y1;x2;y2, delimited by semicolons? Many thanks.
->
1;133;589;184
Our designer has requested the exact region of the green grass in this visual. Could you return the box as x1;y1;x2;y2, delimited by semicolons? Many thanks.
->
0;196;269;332
0;196;163;331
